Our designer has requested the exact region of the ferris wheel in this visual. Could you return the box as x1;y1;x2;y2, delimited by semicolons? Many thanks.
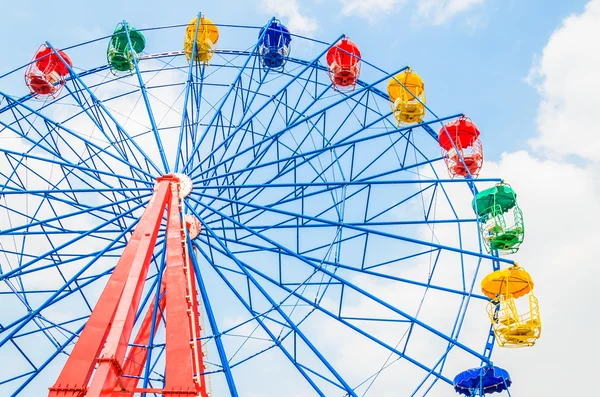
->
0;14;540;397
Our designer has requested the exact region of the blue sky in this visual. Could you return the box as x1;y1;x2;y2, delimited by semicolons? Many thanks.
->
0;0;588;158
1;0;598;395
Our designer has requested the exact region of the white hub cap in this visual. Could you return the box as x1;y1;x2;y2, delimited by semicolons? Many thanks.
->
173;173;193;198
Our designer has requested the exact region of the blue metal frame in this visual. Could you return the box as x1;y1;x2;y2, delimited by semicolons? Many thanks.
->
0;18;513;397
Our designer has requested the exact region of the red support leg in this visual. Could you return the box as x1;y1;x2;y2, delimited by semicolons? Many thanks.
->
187;252;209;396
118;283;166;395
163;183;197;396
48;179;171;397
48;175;210;397
85;179;175;397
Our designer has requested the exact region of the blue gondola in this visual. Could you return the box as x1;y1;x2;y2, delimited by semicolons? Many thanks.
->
454;366;512;396
258;20;291;69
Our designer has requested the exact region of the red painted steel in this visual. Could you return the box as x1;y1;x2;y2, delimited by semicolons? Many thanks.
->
118;283;166;395
48;174;208;397
188;261;208;395
163;183;198;396
48;179;171;397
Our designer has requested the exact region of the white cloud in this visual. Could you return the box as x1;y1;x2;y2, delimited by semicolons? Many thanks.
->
417;0;486;25
469;2;600;393
339;0;485;25
527;0;600;161
341;0;406;18
261;0;319;35
476;152;599;396
325;1;600;394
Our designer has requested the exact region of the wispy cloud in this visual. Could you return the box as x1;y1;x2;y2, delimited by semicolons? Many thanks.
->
339;0;486;25
418;0;486;25
261;0;319;35
341;0;407;20
526;0;600;161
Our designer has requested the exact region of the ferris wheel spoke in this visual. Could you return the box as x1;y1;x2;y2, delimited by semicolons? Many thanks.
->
195;232;457;390
0;93;156;184
239;63;407;156
189;246;240;396
193;200;492;367
208;66;272;169
175;14;204;172
193;139;466;223
60;79;161;179
93;29;170;173
193;173;486;236
196;225;357;396
181;23;275;175
0;236;164;354
61;80;154;176
0;186;151;200
195;259;328;397
189;186;501;266
209;115;343;208
189;124;416;220
241;259;456;387
194;212;486;302
187;62;272;178
0;189;150;240
196;226;347;392
8;322;85;396
0;240;134;317
0;174;151;226
184;35;345;177
0;146;151;191
2;241;128;298
0;153;132;218
0;142;149;214
191;111;458;197
0;198;147;281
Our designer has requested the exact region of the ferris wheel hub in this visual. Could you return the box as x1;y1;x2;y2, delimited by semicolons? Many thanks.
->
155;173;193;197
172;173;193;198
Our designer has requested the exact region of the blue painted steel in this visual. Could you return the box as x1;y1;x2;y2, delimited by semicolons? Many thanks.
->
193;199;492;364
182;19;280;174
189;243;240;396
43;42;163;177
121;21;170;172
0;20;511;397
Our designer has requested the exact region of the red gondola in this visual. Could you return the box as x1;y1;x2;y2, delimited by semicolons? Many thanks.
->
438;116;483;178
25;45;72;98
326;36;361;91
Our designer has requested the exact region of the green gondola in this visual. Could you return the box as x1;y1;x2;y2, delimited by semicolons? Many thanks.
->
472;182;525;254
107;23;146;73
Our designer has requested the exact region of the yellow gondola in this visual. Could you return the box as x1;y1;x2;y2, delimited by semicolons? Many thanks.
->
184;15;219;64
482;265;541;348
387;67;426;124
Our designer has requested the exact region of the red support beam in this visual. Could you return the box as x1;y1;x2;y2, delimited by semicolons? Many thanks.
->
118;283;166;395
86;178;175;397
187;252;209;396
48;174;210;397
48;179;171;397
163;183;198;396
